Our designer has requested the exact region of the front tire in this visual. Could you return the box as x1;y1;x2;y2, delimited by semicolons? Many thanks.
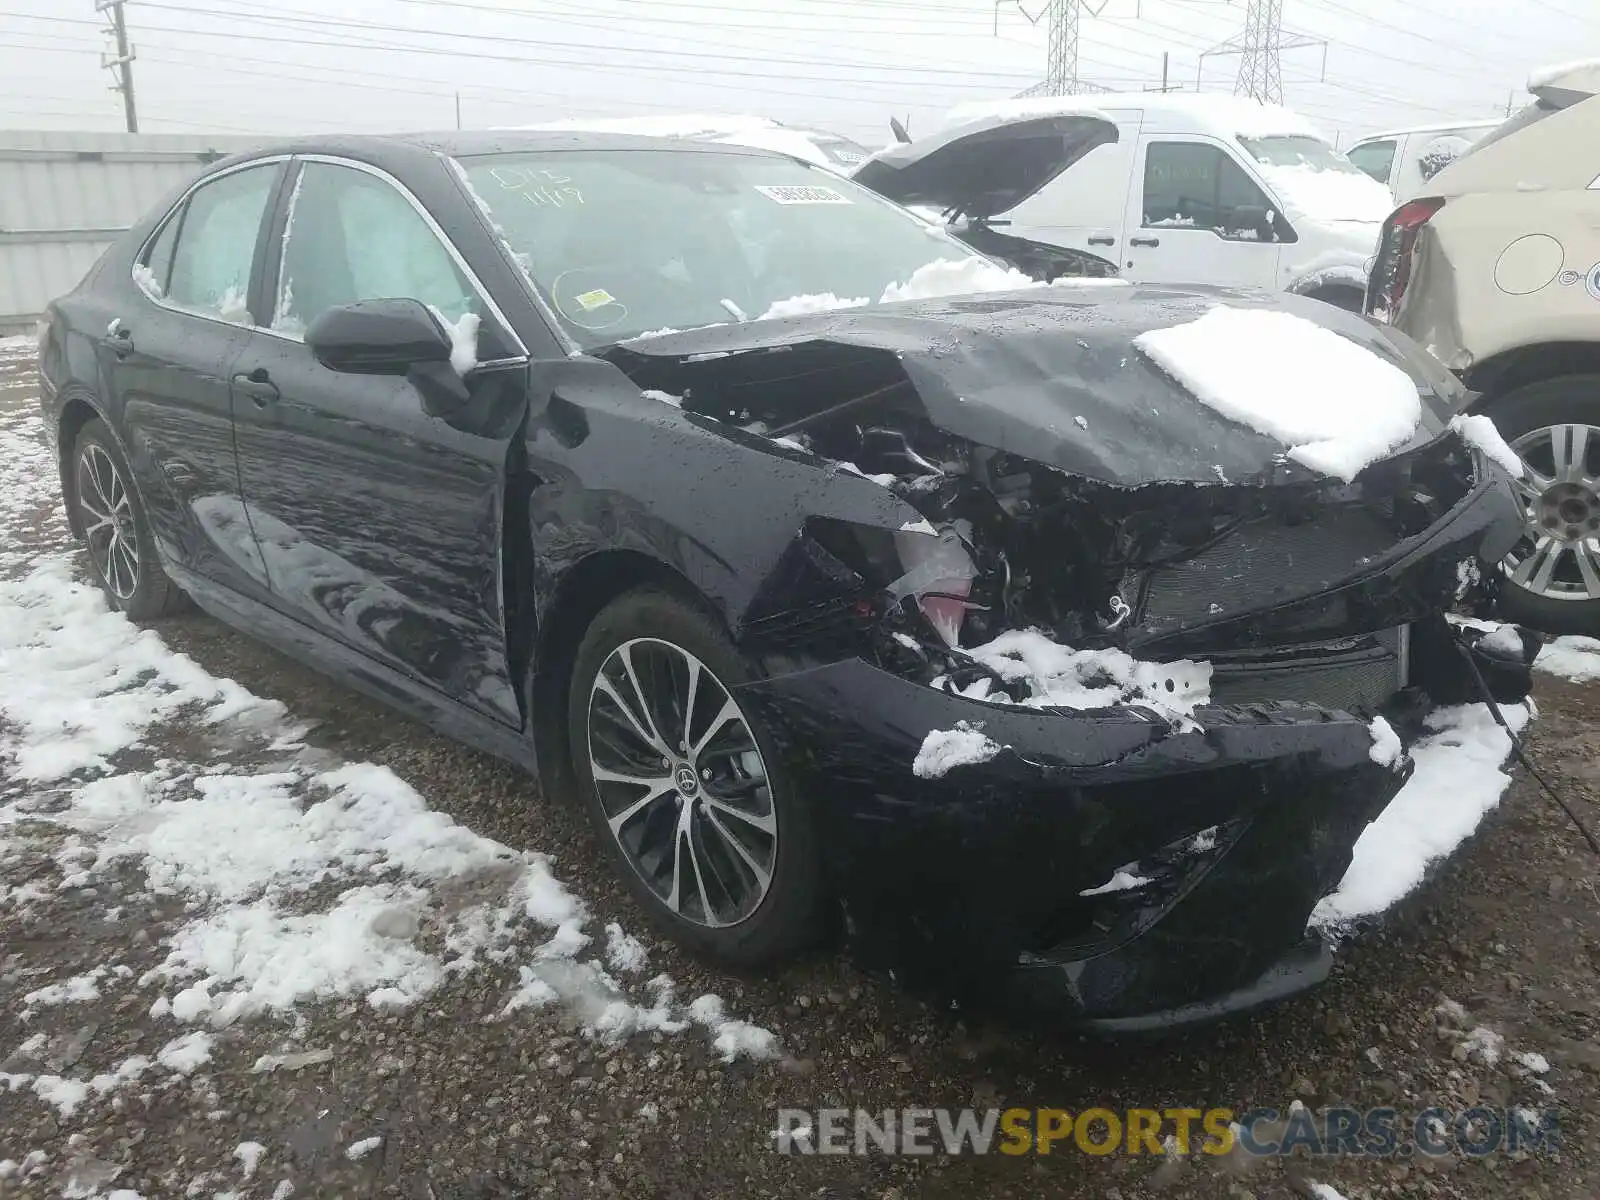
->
566;587;820;966
69;418;183;620
1483;376;1600;635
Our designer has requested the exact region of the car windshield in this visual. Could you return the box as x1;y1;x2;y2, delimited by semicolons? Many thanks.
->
1238;135;1367;176
454;148;981;347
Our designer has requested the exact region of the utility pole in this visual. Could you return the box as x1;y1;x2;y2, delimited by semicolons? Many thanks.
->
455;91;463;130
1196;0;1326;104
1144;51;1184;93
96;0;138;132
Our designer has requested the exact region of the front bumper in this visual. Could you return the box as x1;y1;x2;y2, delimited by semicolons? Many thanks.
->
736;461;1534;1031
739;660;1407;1028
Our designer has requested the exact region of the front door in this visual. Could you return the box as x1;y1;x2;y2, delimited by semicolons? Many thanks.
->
1121;136;1284;290
230;157;526;724
107;160;285;601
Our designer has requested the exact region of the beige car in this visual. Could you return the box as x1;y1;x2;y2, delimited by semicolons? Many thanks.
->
1366;60;1600;633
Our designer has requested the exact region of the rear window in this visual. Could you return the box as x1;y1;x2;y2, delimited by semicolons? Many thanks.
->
1346;139;1397;184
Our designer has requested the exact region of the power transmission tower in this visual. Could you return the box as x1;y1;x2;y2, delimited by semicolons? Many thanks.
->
1000;0;1112;98
1044;0;1081;96
1196;0;1326;105
96;0;139;132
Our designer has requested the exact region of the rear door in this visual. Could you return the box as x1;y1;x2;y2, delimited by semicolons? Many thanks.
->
1122;136;1283;289
229;156;527;724
109;158;287;602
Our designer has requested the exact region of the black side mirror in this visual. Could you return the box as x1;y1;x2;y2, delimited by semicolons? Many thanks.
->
305;297;455;375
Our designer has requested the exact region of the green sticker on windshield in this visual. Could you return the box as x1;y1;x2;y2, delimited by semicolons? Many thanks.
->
755;184;852;205
575;288;616;311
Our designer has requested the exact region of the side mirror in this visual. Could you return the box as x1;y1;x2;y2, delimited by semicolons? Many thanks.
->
305;297;454;375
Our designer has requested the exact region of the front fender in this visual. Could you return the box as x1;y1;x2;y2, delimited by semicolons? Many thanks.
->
522;358;928;639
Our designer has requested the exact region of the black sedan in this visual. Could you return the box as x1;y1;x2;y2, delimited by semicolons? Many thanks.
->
38;132;1534;1031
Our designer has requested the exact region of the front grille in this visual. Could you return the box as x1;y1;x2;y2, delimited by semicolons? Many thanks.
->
1141;506;1397;628
1207;626;1408;716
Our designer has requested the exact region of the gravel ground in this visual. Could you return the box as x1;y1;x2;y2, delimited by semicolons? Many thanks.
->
2;361;1597;1200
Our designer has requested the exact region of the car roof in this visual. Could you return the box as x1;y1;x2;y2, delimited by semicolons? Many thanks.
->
1351;119;1502;143
214;129;796;169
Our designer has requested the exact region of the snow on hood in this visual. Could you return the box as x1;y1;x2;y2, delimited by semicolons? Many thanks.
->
1254;161;1394;225
1133;305;1422;482
609;287;1459;489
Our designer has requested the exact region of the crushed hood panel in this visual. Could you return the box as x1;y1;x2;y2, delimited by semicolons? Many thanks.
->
604;285;1465;488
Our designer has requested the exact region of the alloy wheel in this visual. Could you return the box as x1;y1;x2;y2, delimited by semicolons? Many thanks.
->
76;442;140;601
585;637;777;929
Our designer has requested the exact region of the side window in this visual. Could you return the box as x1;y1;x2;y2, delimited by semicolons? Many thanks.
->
166;164;277;322
273;161;477;335
1346;139;1397;185
1142;142;1276;241
139;210;182;297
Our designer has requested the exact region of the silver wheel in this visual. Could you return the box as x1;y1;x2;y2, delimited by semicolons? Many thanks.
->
76;442;140;601
585;637;777;929
1502;423;1600;602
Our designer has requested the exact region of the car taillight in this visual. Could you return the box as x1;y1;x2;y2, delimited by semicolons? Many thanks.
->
891;526;976;648
1365;197;1444;322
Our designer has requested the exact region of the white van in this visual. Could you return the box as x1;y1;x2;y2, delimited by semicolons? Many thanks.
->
1345;119;1501;202
864;93;1395;310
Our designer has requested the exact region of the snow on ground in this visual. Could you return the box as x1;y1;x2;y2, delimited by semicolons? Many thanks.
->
1313;701;1533;928
912;722;1002;779
961;628;1211;723
1134;306;1422;482
0;403;778;1127
1533;635;1600;682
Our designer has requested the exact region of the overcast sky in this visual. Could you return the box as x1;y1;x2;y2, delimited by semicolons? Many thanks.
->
2;0;1595;147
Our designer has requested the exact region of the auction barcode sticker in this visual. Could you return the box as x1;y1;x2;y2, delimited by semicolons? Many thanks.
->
755;184;853;205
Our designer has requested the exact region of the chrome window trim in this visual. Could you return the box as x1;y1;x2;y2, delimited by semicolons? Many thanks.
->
130;154;291;336
130;151;529;360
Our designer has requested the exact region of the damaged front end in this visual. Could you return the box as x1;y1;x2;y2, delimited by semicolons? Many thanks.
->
601;296;1536;1028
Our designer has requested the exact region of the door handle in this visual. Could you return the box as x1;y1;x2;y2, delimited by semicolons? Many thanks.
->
1129;236;1161;248
1087;234;1116;246
232;368;280;407
107;321;133;358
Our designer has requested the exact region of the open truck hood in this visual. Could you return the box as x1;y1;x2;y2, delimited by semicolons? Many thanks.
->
851;112;1118;222
602;285;1464;488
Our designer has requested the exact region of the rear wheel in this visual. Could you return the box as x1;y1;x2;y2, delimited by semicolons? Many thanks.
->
1483;376;1600;635
70;419;183;620
566;588;820;966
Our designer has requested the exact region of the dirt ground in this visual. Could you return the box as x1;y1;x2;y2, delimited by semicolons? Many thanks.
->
2;362;1597;1200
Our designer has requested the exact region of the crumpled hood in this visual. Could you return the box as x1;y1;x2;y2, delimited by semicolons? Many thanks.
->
603;284;1466;488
